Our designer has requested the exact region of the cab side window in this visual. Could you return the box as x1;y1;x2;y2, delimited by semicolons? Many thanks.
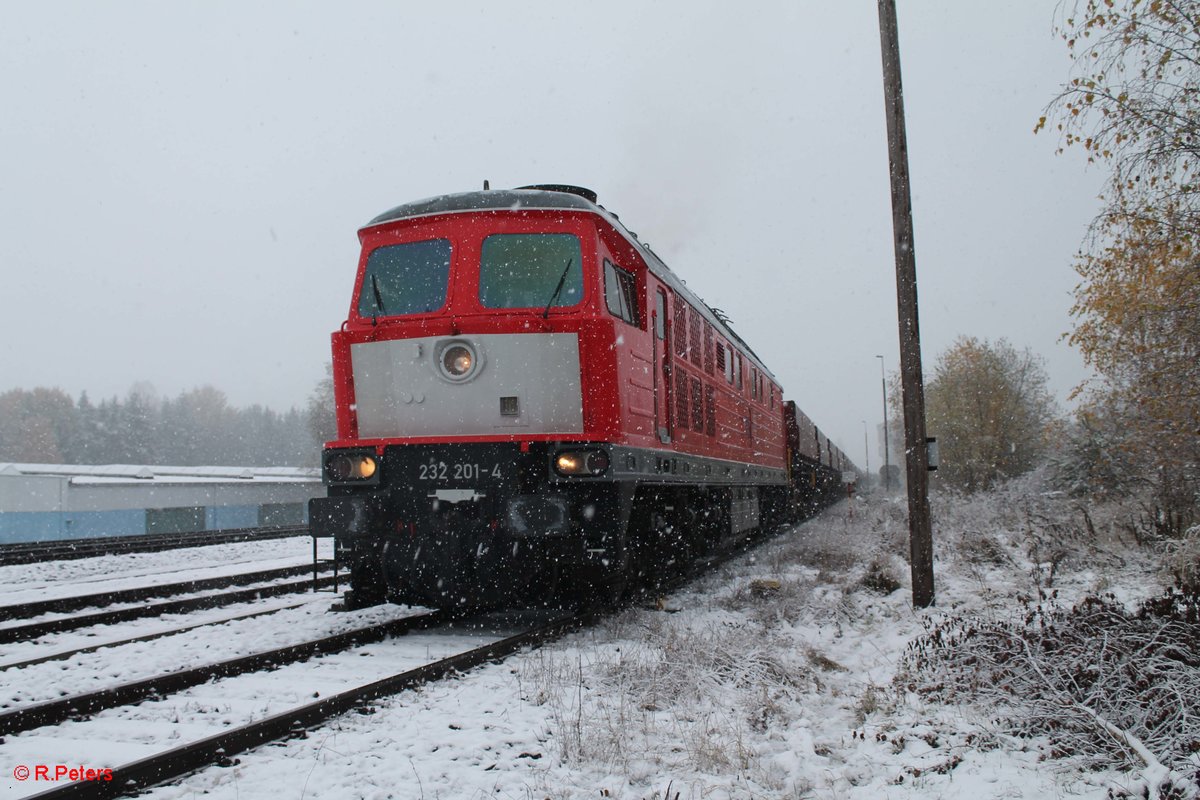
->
604;260;640;326
654;289;666;339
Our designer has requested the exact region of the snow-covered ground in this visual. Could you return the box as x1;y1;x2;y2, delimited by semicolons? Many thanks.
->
2;483;1195;799
0;535;327;607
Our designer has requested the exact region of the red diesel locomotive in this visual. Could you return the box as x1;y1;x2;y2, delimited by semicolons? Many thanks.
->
309;185;854;609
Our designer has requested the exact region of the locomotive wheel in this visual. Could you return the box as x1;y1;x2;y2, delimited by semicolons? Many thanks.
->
626;489;687;593
688;489;727;557
552;558;627;610
658;506;694;582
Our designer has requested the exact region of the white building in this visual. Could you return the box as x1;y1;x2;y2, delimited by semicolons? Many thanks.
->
0;463;325;544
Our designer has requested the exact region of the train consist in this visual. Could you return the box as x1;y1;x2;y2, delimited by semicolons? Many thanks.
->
309;185;856;609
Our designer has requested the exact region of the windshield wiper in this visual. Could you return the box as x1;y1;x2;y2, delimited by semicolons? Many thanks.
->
542;258;573;319
371;274;387;319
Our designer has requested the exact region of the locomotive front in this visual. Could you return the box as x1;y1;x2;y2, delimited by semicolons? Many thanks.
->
309;187;630;609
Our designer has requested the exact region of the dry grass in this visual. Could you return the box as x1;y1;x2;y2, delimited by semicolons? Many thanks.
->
519;603;818;793
517;477;1196;797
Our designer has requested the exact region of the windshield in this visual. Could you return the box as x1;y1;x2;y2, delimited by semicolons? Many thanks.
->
357;239;452;317
479;233;583;310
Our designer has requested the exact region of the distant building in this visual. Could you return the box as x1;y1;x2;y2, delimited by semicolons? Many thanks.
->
0;463;325;544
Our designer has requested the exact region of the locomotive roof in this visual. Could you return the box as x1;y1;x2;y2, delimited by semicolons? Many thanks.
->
364;187;776;381
365;188;597;227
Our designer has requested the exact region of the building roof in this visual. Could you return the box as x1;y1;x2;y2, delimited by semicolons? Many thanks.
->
0;463;320;486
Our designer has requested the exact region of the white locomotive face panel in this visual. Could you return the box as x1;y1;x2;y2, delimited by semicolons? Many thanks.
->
351;333;584;438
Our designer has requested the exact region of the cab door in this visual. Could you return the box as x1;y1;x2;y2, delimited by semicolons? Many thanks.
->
652;285;672;443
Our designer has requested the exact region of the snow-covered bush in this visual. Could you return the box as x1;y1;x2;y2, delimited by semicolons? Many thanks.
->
1049;414;1197;543
1163;526;1200;597
859;555;903;595
897;592;1200;797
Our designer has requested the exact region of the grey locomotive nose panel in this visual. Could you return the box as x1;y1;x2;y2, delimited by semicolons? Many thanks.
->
350;333;584;438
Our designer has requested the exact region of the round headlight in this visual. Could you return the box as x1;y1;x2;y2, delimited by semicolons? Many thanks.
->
442;344;475;378
554;450;609;477
585;451;610;475
326;454;377;482
555;453;583;474
355;455;377;479
328;455;354;482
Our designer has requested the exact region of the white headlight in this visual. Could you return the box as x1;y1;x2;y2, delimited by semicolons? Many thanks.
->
443;345;474;376
437;341;480;381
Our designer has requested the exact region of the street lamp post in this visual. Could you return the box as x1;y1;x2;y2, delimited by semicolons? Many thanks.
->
876;354;890;491
862;420;870;488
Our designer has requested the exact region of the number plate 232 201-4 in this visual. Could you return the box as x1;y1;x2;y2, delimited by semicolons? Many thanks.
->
416;461;504;484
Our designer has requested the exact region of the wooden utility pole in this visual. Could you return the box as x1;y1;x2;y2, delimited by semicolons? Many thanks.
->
877;0;935;607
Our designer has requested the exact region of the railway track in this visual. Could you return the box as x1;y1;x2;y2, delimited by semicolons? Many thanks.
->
0;609;449;736
0;598;318;671
0;524;309;566
0;563;326;621
3;521;796;799
0;564;336;643
5;607;589;800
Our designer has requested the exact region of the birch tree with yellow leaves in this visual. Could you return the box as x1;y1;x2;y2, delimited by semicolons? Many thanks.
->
1042;0;1200;532
923;338;1056;493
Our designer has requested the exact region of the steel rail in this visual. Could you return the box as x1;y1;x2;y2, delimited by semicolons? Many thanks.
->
24;610;587;800
0;610;447;736
0;525;309;566
0;563;326;621
0;575;336;644
0;599;317;672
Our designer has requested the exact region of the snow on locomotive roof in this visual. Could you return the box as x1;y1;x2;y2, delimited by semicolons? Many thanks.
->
364;187;597;227
363;186;777;382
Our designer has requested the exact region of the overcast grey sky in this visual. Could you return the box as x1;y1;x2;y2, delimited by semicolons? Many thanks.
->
0;1;1100;464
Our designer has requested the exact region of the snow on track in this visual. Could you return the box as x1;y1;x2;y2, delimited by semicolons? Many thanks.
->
0;594;321;669
0;598;427;709
0;536;326;606
0;623;513;800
